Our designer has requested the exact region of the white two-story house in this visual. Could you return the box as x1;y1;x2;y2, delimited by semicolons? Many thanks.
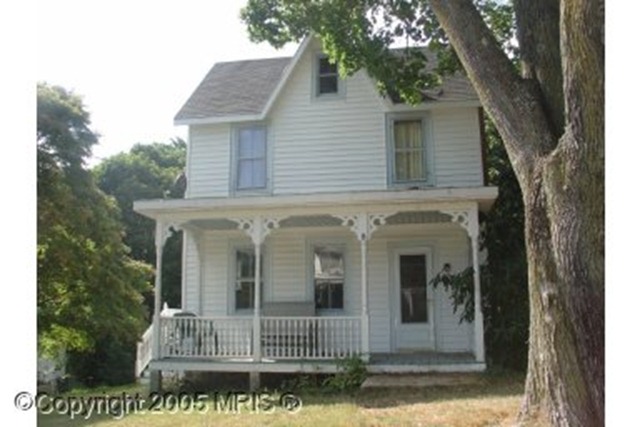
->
134;37;497;384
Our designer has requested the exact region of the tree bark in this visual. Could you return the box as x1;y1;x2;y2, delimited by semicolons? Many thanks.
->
429;1;604;425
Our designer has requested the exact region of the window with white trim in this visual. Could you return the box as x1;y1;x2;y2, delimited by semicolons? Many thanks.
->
234;248;263;311
313;244;345;310
235;126;267;191
388;116;432;185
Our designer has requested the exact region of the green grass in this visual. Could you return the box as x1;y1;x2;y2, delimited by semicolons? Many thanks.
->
37;373;527;427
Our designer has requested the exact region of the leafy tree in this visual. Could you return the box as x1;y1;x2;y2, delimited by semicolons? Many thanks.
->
93;140;187;309
482;119;528;371
242;1;604;425
37;83;151;385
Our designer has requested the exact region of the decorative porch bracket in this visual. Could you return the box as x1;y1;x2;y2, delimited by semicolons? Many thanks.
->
440;206;485;363
333;212;396;360
152;221;182;360
230;216;284;361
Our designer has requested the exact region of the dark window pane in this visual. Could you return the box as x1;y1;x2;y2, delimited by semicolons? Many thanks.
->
315;281;343;310
318;57;337;74
318;76;338;94
330;284;343;309
399;255;428;323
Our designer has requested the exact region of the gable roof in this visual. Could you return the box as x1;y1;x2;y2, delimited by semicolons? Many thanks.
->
174;39;478;125
175;56;291;123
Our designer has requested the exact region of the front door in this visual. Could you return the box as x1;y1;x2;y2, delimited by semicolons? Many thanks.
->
393;249;435;350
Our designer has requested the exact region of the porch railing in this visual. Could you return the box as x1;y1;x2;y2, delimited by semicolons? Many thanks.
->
135;323;154;377
159;316;253;359
157;316;361;360
261;316;361;359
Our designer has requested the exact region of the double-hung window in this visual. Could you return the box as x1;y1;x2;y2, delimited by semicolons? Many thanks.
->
234;248;263;311
314;55;343;98
235;126;267;191
388;116;432;185
313;245;345;310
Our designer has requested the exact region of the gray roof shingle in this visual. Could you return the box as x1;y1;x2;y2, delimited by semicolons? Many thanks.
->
175;51;478;122
175;57;291;122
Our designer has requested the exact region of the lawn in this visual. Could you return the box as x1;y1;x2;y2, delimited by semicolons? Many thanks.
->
37;372;529;427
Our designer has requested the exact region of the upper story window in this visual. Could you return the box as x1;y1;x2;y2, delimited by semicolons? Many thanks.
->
387;115;433;186
314;55;344;98
313;244;345;310
234;126;268;192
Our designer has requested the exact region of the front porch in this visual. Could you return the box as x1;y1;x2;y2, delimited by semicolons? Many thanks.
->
134;188;497;382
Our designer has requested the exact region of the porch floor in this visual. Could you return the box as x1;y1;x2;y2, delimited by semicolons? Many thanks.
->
149;351;484;374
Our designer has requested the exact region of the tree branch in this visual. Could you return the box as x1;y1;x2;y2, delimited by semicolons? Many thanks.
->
514;0;564;137
428;0;557;178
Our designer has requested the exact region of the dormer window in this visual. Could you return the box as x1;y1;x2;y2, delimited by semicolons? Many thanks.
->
314;55;344;98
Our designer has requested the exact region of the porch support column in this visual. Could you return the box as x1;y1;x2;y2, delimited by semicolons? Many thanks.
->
150;221;176;392
231;216;282;362
442;205;485;362
335;213;394;361
152;221;175;360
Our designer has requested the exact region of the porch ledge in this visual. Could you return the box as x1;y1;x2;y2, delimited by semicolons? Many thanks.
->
134;187;498;220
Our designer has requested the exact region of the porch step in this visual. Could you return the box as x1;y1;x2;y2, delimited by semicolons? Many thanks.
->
361;373;483;389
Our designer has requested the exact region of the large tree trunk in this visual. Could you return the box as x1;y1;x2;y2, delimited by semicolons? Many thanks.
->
429;1;604;425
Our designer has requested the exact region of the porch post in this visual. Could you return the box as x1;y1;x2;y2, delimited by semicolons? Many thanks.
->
150;221;174;392
253;232;262;360
152;221;171;360
334;213;394;360
468;208;485;362
359;237;370;359
441;206;485;363
231;216;282;363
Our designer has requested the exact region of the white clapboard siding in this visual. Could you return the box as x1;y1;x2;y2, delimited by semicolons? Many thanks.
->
182;233;199;312
186;124;230;198
269;45;387;195
432;108;484;188
201;233;229;317
367;237;391;353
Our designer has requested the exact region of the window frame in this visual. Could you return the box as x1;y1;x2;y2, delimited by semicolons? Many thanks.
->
386;113;435;187
230;124;271;195
230;244;268;315
307;240;347;314
312;54;345;100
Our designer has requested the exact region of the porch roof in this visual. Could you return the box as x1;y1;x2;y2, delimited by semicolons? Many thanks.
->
133;187;498;223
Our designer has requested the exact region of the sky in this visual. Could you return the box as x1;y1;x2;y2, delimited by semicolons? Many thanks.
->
37;0;298;164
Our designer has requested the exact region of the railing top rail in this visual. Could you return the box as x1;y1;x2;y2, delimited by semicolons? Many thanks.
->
261;316;361;321
159;315;361;321
159;316;253;321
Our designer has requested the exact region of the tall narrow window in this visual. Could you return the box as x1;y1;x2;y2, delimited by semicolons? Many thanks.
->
235;249;263;310
236;127;267;190
393;119;426;182
313;245;344;310
317;56;339;96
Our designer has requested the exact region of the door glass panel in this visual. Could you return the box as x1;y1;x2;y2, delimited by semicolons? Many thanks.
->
399;254;427;323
